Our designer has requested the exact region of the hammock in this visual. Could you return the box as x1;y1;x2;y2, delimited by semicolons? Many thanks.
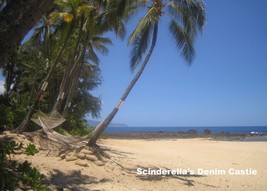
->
31;110;89;146
31;110;65;131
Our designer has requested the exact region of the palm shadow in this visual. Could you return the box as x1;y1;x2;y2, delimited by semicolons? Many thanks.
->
99;145;136;159
98;143;217;188
44;169;110;191
136;166;202;186
111;163;217;189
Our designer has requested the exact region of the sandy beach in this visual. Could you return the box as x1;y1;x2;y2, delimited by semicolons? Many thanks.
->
5;132;266;191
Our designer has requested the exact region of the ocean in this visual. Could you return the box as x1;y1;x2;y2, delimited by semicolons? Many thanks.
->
105;126;267;134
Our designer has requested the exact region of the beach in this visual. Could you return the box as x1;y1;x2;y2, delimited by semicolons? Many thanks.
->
6;132;266;191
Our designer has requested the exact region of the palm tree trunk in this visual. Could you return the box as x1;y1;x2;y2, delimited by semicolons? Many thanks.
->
62;66;80;118
62;29;88;118
4;62;14;92
14;23;74;133
0;0;55;66
53;17;84;112
88;23;159;146
62;51;85;118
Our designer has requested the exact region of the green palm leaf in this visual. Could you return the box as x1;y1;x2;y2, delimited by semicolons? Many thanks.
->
128;7;159;71
76;5;95;17
172;0;205;31
129;22;153;71
128;7;158;45
169;19;195;64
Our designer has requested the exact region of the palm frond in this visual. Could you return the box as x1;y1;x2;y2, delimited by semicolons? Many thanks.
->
128;7;159;71
128;7;158;45
92;36;112;45
92;43;109;55
129;22;153;71
112;20;127;39
105;0;130;18
85;44;100;65
172;0;206;31
54;0;71;10
102;0;135;39
169;19;195;64
49;12;74;23
76;5;95;18
122;0;149;22
168;4;195;35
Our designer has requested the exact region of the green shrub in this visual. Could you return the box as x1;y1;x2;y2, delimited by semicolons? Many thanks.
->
59;115;92;136
0;140;49;191
0;94;26;131
25;143;39;156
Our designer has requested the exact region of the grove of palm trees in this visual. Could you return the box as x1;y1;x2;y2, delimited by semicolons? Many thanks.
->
0;0;207;190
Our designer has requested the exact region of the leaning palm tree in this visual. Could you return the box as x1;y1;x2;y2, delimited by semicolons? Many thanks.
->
88;0;206;146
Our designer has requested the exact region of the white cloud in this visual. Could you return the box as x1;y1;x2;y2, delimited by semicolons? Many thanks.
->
0;81;5;94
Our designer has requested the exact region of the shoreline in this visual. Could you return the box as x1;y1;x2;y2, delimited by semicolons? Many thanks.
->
102;132;267;141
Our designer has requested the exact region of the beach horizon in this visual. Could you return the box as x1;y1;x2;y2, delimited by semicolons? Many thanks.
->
102;131;267;142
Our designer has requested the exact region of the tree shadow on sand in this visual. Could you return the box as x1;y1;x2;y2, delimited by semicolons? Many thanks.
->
98;143;218;189
44;169;110;191
99;145;136;160
115;164;217;189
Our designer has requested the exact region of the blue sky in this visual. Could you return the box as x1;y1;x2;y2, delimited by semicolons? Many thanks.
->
90;0;267;127
1;0;267;127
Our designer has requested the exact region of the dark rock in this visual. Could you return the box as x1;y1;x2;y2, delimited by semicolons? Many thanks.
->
187;129;197;134
203;129;211;135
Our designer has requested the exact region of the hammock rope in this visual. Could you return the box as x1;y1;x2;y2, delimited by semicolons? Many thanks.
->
31;110;89;147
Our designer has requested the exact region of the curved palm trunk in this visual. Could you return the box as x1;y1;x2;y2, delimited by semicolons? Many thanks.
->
88;23;159;146
14;24;74;133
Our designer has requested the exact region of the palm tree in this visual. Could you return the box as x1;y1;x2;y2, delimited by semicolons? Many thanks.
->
50;0;96;113
14;1;80;133
15;0;122;133
88;0;206;146
49;0;113;117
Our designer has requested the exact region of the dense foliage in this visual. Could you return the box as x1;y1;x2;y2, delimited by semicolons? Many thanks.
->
0;0;206;190
0;140;48;190
0;94;26;132
0;0;206;141
0;0;116;134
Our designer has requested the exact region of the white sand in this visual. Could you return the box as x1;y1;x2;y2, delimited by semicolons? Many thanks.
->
13;138;267;191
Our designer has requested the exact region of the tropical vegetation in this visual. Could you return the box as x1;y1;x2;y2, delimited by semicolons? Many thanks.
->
0;0;205;189
0;0;206;155
0;0;55;66
0;141;48;190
